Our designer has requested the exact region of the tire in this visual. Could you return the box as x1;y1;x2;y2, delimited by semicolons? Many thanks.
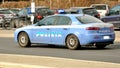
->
66;35;80;50
18;32;31;47
95;44;107;49
14;19;19;28
11;19;15;28
3;23;8;29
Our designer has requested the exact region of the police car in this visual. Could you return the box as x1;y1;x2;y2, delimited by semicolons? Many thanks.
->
14;14;115;50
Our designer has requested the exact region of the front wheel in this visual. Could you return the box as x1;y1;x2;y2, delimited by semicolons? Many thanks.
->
18;32;31;47
66;35;80;50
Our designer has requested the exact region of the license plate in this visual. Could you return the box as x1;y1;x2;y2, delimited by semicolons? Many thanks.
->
99;30;110;33
103;36;110;39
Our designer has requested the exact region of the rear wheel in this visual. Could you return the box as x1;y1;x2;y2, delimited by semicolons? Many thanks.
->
66;35;80;50
18;32;31;47
3;23;8;29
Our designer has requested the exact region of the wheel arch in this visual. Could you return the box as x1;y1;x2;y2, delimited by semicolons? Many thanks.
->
65;33;80;44
17;31;31;43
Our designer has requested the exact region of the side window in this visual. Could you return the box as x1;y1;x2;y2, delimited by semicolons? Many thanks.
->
77;9;82;14
38;16;56;26
56;16;71;25
37;8;48;16
18;8;27;16
111;6;120;11
18;9;23;15
109;5;120;15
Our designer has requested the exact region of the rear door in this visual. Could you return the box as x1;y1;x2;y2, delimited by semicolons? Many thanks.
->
49;16;72;45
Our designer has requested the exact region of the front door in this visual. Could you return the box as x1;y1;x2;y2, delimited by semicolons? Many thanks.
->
32;16;57;44
49;16;72;45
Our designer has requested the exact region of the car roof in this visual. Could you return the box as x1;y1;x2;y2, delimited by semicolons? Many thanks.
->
35;6;49;9
25;6;49;9
10;8;21;10
0;8;9;10
112;4;120;7
91;4;108;6
71;7;94;9
50;14;84;17
69;7;95;13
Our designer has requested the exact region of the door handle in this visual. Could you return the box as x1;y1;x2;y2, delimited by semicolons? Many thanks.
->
46;28;50;30
63;28;68;30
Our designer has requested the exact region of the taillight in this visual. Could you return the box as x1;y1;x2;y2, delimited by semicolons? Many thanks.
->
37;15;42;19
110;26;114;30
110;26;113;29
36;13;43;19
97;14;100;18
86;27;100;30
95;14;100;18
0;15;4;18
0;15;4;17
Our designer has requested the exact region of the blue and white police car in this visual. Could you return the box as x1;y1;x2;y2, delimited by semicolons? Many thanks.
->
14;14;115;50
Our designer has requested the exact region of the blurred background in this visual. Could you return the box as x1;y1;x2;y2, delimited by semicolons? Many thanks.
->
0;0;120;9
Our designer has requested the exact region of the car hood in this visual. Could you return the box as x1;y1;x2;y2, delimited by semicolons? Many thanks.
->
15;24;36;31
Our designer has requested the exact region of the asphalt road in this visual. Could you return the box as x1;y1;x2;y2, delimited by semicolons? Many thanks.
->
0;37;120;64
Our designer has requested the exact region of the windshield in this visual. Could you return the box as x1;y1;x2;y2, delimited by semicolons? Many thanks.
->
111;5;120;11
0;10;11;14
76;15;103;24
11;9;19;14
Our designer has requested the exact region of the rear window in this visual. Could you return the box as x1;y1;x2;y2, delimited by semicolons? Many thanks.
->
83;8;98;15
92;5;106;10
111;5;120;11
76;15;103;24
36;8;54;15
69;8;81;14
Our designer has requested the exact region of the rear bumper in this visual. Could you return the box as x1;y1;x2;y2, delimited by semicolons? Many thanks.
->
79;33;115;45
